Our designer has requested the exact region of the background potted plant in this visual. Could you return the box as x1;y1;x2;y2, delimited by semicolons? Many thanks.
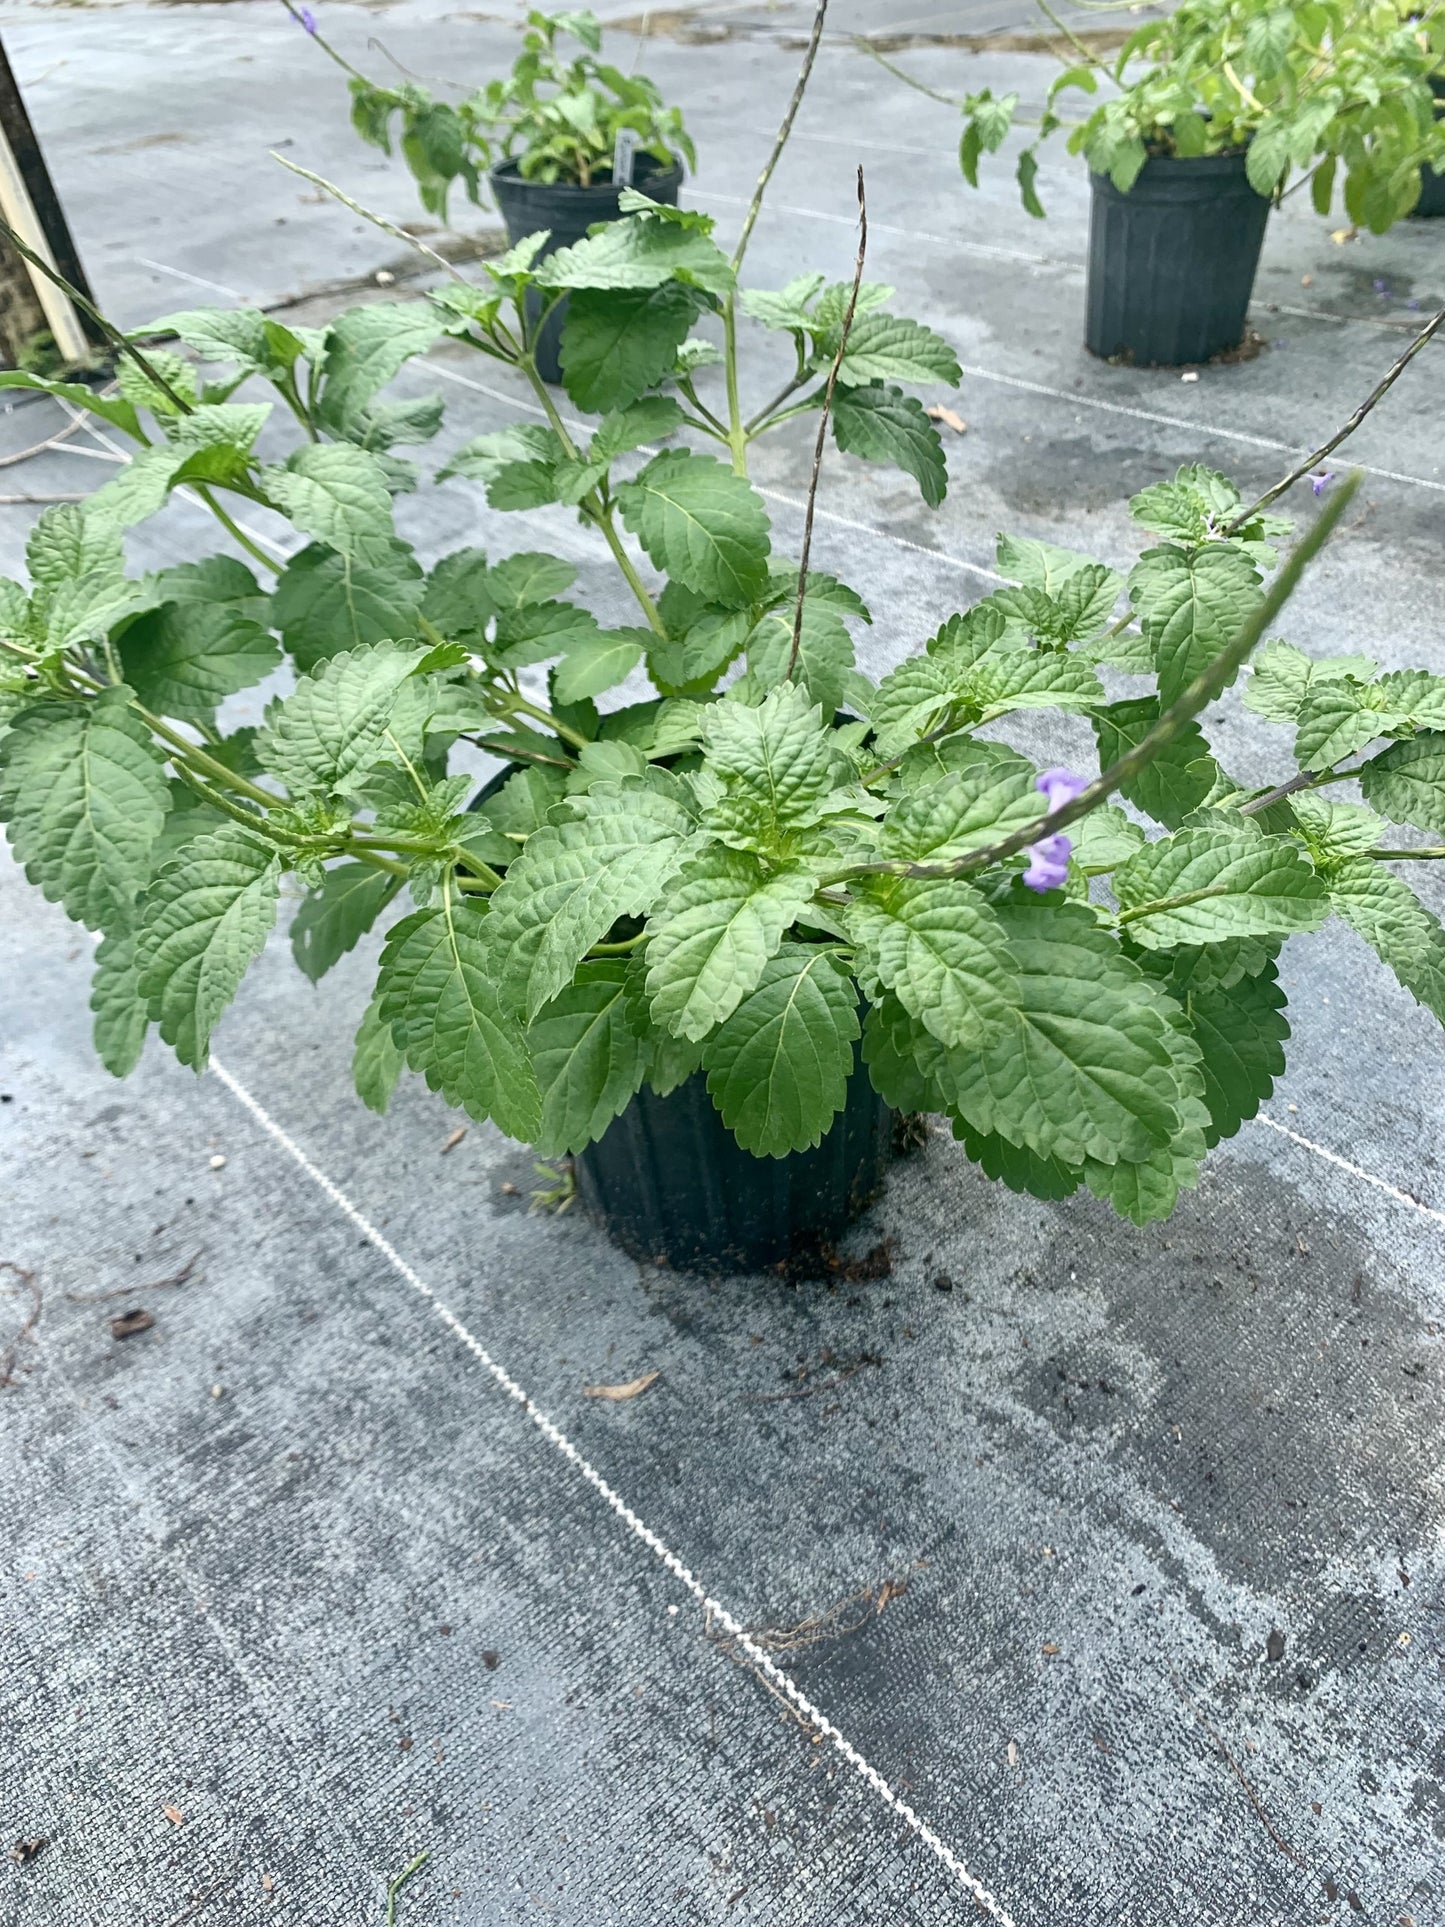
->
290;2;695;384
878;0;1445;365
5;14;1445;1278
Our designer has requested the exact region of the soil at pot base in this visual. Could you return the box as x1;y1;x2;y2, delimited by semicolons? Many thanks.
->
573;1058;894;1274
490;151;684;383
1085;151;1270;367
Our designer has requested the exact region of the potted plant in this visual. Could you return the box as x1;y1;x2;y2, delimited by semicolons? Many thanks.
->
875;0;1445;364
4;18;1445;1277
290;3;695;384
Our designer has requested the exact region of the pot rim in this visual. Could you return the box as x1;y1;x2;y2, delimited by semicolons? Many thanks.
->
488;151;684;195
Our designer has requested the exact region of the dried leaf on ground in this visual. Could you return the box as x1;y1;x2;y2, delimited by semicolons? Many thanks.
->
11;1837;48;1866
162;1804;184;1826
440;1127;467;1154
583;1370;660;1400
111;1308;154;1339
925;403;967;435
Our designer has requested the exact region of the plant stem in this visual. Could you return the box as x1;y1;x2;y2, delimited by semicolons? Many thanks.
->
787;166;866;682
1238;764;1355;816
385;1851;430;1927
140;710;280;808
195;488;283;574
589;503;668;637
722;300;748;476
852;38;960;108
730;0;829;276
275;0;373;81
822;472;1364;885
270;152;468;282
587;932;647;954
1115;883;1230;927
504;692;593;750
1370;846;1445;861
1033;0;1122;80
1228;302;1445;531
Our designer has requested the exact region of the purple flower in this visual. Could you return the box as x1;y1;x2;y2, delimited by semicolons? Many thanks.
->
1310;470;1333;496
299;5;317;31
1022;832;1072;892
1373;277;1388;294
1021;768;1088;892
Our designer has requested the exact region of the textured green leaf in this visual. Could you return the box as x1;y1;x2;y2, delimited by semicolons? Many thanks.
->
738;275;826;333
437;423;563;505
485;781;696;1019
377;901;540;1139
701;683;837;842
994;532;1099;594
91;929;150;1077
617;451;771;608
1294;679;1400;771
552;629;646;704
1359;733;1445;837
493;600;599;670
273;541;424;671
135;825;280;1067
539;213;732;294
1290;795;1386;868
488;552;577;609
1092;697;1222;830
559;283;701;413
644;845;818;1041
318;301;445;425
37;572;147;652
1071;804;1146;873
290;862;399;983
966;647;1103;722
832;383;947;507
0;369;143;438
849;876;1018;1050
0;688;169;934
1081;1083;1210;1223
1128;543;1261;706
744;601;855;714
835;313;962;388
1183;961;1289;1147
940;893;1191;1167
880;756;1042;862
1243;640;1376;725
261;445;396;561
1328;857;1445;1024
861;993;946;1113
118;599;280;724
257;641;427;797
144;306;304;380
959;1116;1084;1200
529;959;647;1155
352;990;404;1114
702;944;858;1157
26;504;124;591
1115;827;1328;948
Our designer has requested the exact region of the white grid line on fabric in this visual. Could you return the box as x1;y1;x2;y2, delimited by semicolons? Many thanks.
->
1254;1111;1445;1230
206;1053;1022;1927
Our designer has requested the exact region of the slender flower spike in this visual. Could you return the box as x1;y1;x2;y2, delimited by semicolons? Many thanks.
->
1022;767;1088;892
299;5;318;31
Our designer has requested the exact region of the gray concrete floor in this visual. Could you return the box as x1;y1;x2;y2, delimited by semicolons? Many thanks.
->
2;4;1444;1925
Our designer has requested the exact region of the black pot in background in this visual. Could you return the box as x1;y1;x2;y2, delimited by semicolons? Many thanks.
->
574;1052;894;1274
1413;77;1445;217
1085;151;1270;366
489;151;684;384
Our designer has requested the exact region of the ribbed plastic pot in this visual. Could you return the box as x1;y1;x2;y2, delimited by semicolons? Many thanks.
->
1085;151;1270;367
573;1055;895;1274
489;152;684;384
1414;79;1445;217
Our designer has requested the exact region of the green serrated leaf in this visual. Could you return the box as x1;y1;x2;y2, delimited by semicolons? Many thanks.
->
617;450;771;608
645;845;818;1041
744;600;855;715
377;900;540;1138
1183;960;1289;1147
27;504;124;591
1128;543;1261;706
0;687;170;934
486;782;695;1019
701;944;858;1157
290;862;399;983
352;989;404;1114
834;312;962;388
559;282;701;413
257;641;427;797
136;825;280;1067
1359;733;1445;837
849;875;1019;1049
1092;697;1221;830
529;959;647;1155
261;444;397;562
1328;857;1445;1024
552;629;646;703
118;599;280;724
880;756;1042;862
1115;827;1327;947
832;383;947;508
318;301;445;427
539;211;732;294
273;540;424;672
91;928;150;1077
702;682;836;842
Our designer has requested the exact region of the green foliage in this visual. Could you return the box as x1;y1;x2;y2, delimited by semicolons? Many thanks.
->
344;8;695;214
948;0;1445;229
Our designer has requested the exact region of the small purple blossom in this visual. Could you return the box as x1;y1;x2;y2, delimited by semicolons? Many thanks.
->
299;5;318;32
1022;768;1088;892
1373;277;1389;295
1310;469;1333;497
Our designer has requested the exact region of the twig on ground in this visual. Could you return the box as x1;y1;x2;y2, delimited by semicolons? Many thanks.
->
1228;302;1445;530
0;403;103;469
385;1851;430;1925
787;164;867;683
1169;1672;1307;1868
64;1255;201;1306
0;1263;41;1391
743;1350;882;1403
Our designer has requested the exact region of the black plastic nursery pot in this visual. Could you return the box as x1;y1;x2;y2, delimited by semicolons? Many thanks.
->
573;1057;895;1275
1085;150;1270;367
489;151;684;384
1414;78;1445;217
